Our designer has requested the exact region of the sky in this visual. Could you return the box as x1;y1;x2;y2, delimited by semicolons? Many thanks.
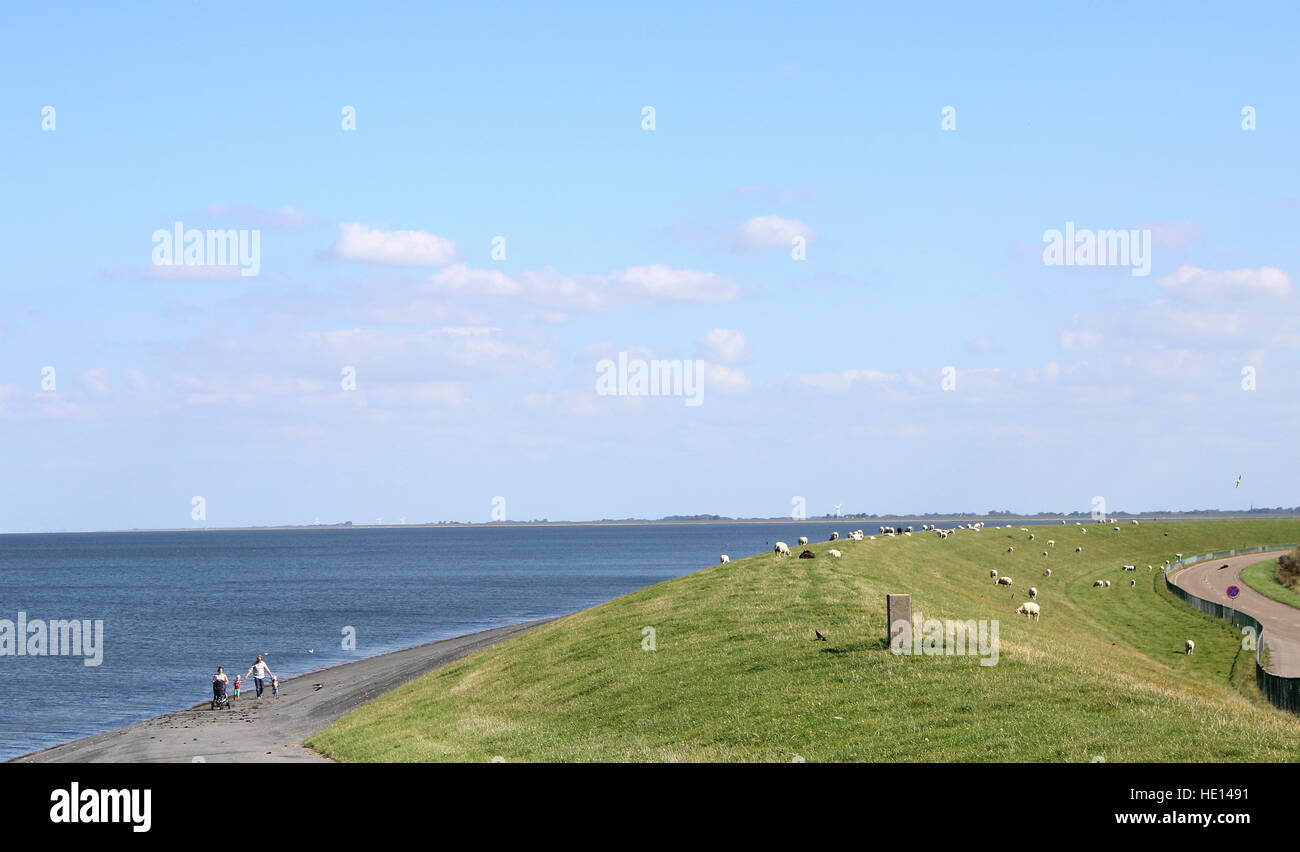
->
1;2;1298;532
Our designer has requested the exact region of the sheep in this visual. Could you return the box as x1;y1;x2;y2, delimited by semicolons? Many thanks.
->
1112;526;1120;531
774;541;791;557
1130;579;1136;586
1047;540;1056;546
1131;520;1139;525
1093;580;1105;587
1016;601;1041;620
1075;546;1083;553
1185;640;1195;654
1028;587;1038;598
827;549;842;558
1043;568;1052;577
1147;565;1153;571
798;536;809;546
1007;546;1015;553
1041;551;1049;557
1122;565;1136;571
1028;534;1036;541
830;531;839;541
996;576;1014;587
1104;580;1111;588
1175;553;1184;559
990;569;999;578
719;554;730;564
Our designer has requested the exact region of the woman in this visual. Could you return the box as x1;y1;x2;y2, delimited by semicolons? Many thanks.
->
212;666;229;709
244;655;275;698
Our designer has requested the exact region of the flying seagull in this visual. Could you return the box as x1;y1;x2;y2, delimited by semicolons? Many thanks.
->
1235;474;1243;489
814;630;828;641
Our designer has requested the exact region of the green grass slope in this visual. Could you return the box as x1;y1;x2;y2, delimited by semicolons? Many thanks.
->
307;520;1300;762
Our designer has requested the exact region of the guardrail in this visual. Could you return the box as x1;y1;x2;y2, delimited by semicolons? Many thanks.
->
1164;544;1300;715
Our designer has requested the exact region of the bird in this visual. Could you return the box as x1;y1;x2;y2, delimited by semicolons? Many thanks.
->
1235;474;1243;489
307;649;315;654
312;683;325;691
814;630;828;641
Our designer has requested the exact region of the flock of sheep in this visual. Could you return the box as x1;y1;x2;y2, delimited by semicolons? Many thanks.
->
743;518;1197;656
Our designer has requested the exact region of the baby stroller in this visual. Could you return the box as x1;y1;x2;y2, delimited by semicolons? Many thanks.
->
211;679;231;711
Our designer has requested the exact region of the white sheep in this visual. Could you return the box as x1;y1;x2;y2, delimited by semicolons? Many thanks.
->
996;576;1014;587
1093;580;1105;587
1016;601;1041;620
1029;534;1036;541
774;541;791;557
1130;579;1136;586
719;554;730;564
1075;547;1083;553
1043;568;1052;577
828;549;843;558
1041;551;1049;557
1007;546;1015;553
1175;553;1183;559
1028;587;1038;598
1104;580;1111;588
829;531;839;541
1185;639;1195;655
1122;564;1136;571
1047;540;1055;546
798;536;809;546
990;569;999;578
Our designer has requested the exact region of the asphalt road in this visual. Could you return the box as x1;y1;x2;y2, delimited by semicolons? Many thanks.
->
1172;551;1300;676
11;619;551;763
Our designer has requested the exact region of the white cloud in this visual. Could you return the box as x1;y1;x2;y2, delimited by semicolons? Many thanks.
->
78;368;111;395
1157;264;1291;300
732;215;816;252
335;223;459;266
697;328;749;364
704;364;750;394
426;263;521;296
1060;329;1103;351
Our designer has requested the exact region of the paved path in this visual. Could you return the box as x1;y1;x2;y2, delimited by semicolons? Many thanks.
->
12;619;551;763
1172;551;1300;676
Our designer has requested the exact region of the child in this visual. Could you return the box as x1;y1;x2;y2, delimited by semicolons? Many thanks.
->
271;675;279;697
232;675;242;700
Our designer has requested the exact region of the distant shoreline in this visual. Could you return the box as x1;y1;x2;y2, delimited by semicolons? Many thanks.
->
9;513;1300;536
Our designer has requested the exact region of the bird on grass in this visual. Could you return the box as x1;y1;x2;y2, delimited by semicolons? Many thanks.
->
814;630;828;641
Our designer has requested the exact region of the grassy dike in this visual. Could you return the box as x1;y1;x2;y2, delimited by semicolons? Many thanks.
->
306;520;1300;762
1241;557;1300;611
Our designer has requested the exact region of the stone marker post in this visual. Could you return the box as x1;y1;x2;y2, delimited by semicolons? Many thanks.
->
887;594;911;647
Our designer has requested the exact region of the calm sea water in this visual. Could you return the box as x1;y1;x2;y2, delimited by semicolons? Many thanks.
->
0;519;1065;759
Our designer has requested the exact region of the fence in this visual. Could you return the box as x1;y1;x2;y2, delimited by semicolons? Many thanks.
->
1163;544;1300;715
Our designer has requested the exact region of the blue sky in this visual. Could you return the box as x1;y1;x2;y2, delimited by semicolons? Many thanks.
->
2;2;1298;531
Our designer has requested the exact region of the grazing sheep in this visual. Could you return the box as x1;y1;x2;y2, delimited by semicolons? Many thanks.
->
1081;528;1087;534
828;549;842;558
1104;581;1111;588
1028;587;1038;598
775;541;791;557
996;576;1014;587
1047;540;1056;546
1029;534;1036;541
798;536;809;546
719;554;730;564
1131;520;1139;525
1147;565;1153;571
1043;568;1052;576
1093;580;1105;587
1075;546;1083;553
1112;526;1120;531
1130;579;1136;586
990;569;999;578
1185;640;1195;655
1007;546;1015;553
1016;601;1041;620
1175;553;1184;559
1041;551;1049;557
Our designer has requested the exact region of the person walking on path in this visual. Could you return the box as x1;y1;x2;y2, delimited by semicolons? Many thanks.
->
244;655;275;698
